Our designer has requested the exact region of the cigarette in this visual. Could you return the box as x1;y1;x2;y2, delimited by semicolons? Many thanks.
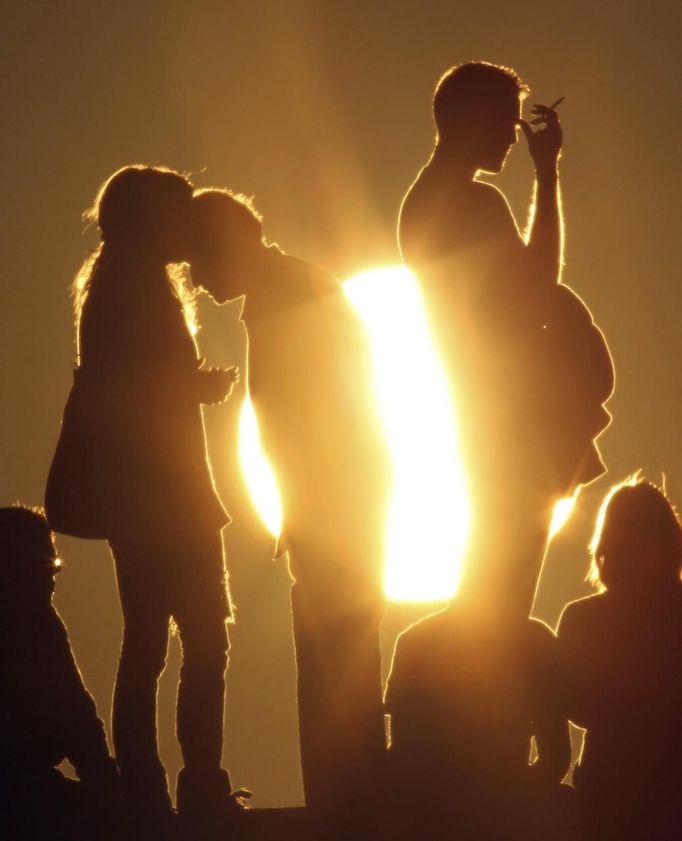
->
548;96;565;110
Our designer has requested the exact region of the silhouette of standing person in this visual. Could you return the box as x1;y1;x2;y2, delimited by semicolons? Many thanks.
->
558;478;682;839
189;189;391;817
399;62;613;617
0;506;119;840
47;167;241;827
385;606;572;839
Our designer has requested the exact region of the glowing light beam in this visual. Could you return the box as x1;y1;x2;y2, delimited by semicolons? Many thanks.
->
549;492;579;541
239;265;470;602
238;393;282;539
344;266;470;602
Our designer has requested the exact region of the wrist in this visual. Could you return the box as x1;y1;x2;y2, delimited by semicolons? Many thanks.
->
535;160;559;181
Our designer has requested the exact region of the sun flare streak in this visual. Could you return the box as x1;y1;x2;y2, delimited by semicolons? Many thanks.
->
344;266;470;601
238;394;283;539
238;265;470;602
548;492;579;541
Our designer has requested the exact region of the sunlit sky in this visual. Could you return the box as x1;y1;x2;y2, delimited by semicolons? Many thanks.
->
0;0;679;808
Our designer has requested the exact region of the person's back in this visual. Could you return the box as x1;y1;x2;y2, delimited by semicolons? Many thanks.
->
385;606;570;836
0;507;118;838
558;479;682;837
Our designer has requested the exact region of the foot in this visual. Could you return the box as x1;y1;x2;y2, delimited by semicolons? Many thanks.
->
177;768;251;829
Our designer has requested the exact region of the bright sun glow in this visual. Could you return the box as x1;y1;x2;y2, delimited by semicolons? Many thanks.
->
549;492;579;541
238;265;470;602
238;394;282;538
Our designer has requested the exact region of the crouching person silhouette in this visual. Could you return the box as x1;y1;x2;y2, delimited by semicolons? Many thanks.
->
558;478;682;839
47;167;243;828
385;605;573;839
0;507;119;840
189;190;391;817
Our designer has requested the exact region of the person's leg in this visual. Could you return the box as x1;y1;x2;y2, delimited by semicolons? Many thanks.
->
171;529;236;815
110;538;172;813
290;555;385;813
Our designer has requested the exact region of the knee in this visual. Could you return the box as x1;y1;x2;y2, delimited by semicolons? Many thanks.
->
119;627;168;681
180;624;229;679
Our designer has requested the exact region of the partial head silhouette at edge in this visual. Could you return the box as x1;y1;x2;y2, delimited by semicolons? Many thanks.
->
0;505;119;839
558;476;682;837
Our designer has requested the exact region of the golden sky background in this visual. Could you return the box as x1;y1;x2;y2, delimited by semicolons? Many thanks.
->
0;0;679;807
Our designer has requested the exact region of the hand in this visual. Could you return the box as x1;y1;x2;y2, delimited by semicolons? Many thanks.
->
200;366;240;405
519;103;563;174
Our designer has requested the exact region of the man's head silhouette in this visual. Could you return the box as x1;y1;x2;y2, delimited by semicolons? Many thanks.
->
189;189;265;303
434;61;528;173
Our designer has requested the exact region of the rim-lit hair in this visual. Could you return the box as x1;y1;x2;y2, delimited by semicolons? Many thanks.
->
433;61;529;141
192;188;264;244
71;165;196;340
589;475;682;591
0;505;61;575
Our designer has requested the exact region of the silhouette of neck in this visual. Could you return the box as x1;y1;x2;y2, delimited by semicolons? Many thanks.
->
433;141;481;183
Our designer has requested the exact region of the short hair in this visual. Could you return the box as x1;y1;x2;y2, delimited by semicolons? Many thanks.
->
192;188;263;245
433;61;528;139
0;505;60;575
589;476;682;591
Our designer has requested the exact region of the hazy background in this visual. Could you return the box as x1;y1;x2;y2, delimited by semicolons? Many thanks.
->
1;0;679;807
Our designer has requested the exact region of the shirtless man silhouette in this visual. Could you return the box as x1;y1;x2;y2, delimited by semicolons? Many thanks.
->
399;61;613;617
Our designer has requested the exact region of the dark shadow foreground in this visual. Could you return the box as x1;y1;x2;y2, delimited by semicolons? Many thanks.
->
384;607;575;840
0;507;120;841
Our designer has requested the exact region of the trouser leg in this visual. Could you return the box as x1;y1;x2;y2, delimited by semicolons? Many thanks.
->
171;530;236;818
175;605;229;773
111;542;171;810
290;574;385;811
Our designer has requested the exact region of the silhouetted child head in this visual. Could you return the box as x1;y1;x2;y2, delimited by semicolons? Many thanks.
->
189;189;265;304
433;61;528;172
0;506;61;607
590;478;682;593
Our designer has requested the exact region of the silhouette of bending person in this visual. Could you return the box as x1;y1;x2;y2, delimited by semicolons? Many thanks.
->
558;478;682;838
46;167;241;826
189;189;391;815
399;62;614;616
0;506;119;840
385;605;571;838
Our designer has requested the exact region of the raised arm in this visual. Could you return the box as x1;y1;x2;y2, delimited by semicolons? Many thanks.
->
519;103;564;286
